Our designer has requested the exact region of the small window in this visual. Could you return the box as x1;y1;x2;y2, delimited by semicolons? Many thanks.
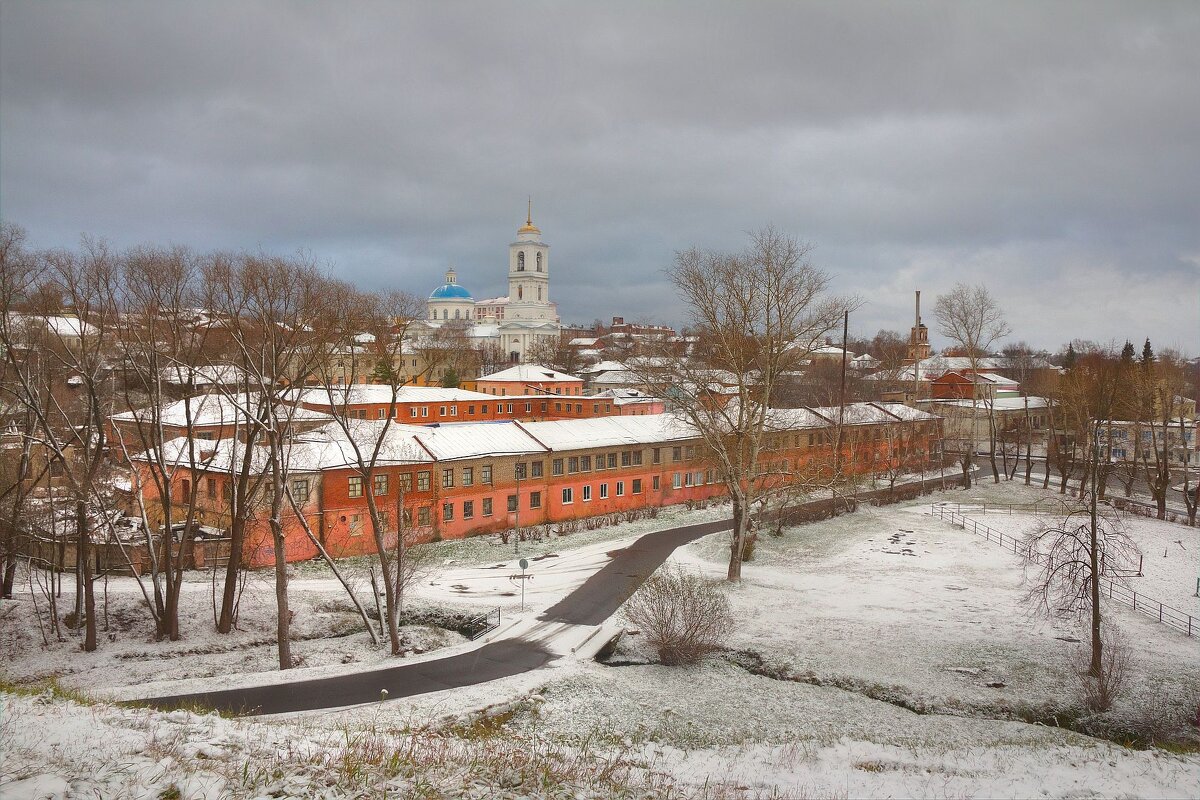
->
463;500;474;520
482;497;493;516
568;457;579;474
439;406;446;417
443;502;454;522
632;451;643;466
672;447;682;462
507;494;518;512
541;402;548;413
515;462;528;480
410;407;419;418
632;479;642;494
607;453;617;469
417;471;431;492
593;403;599;413
525;402;532;413
442;468;455;488
529;491;541;509
595;453;606;471
531;460;543;478
652;475;660;490
206;478;217;499
378;408;387;419
348;476;363;498
561;487;573;504
399;473;413;493
581;455;591;471
462;467;474;487
673;472;682;489
653;448;661;464
374;474;388;496
349;513;364;536
552;458;564;476
421;407;429;417
599;483;609;499
481;465;493;484
616;481;625;497
506;403;513;414
582;485;592;502
575;403;582;413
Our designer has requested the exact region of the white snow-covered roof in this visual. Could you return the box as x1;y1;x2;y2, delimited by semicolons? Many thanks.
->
918;397;1050;412
479;364;582;383
289;385;493;406
569;337;600;347
580;360;629;375
112;393;331;429
522;415;695;449
159;364;246;386
413;422;547;460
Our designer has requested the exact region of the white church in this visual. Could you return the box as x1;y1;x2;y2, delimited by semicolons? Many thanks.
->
422;206;561;363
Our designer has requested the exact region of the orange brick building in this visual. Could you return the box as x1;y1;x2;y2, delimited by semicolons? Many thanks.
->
133;403;942;568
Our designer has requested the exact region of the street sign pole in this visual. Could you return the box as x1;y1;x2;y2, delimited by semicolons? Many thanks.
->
519;557;528;612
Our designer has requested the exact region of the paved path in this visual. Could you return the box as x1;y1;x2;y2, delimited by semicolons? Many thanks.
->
136;516;733;715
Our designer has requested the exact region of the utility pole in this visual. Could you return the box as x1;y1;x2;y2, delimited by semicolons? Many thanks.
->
835;310;849;475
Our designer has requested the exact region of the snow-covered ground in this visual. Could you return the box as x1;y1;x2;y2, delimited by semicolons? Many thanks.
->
4;481;1199;798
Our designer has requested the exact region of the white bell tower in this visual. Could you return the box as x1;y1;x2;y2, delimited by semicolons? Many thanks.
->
506;200;554;321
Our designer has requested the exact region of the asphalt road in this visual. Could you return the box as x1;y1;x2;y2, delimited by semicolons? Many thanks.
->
135;515;733;715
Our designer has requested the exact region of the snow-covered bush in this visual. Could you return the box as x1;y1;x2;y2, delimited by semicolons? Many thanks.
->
623;563;733;666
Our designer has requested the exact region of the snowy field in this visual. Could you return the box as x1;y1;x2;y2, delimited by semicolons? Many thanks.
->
3;481;1200;798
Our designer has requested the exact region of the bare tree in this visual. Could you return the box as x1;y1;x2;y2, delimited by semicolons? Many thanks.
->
934;283;1011;486
636;227;852;581
622;562;733;666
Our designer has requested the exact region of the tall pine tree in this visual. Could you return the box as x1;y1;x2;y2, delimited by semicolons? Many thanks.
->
1120;341;1135;363
1141;338;1154;370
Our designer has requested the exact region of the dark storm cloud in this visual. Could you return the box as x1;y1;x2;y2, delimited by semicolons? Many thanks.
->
2;1;1197;351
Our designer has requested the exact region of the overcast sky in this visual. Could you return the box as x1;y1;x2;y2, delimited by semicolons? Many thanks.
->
2;1;1197;353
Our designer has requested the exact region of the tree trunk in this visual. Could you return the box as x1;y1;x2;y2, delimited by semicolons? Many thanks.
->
1088;441;1102;679
272;516;292;670
76;500;97;652
727;494;745;582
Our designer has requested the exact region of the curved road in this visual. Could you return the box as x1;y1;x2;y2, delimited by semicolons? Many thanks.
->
135;516;733;715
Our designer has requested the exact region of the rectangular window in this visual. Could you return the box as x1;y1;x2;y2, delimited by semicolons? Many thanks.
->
599;483;609;499
575;403;582;413
481;404;489;414
673;472;682;489
506;403;513;414
289;479;308;502
378;408;387;419
482;497;493;516
582;485;592;501
621;451;631;467
568;457;579;474
421;407;428;417
348;476;363;498
540;402;548;413
607;453;617;469
581;455;591;471
462;467;474;487
652;475;660;491
552;458;564;476
686;446;695;460
515;462;528;480
206;478;217;499
417;471;430;492
463;500;474;519
632;478;642;494
442;468;454;488
594;452;606;471
531;460;543;478
672;447;682;462
685;472;694;487
468;404;476;415
223;481;232;502
481;465;493;484
616;481;625;497
450;405;458;416
561;487;573;504
593;403;599;413
410;407;419;418
525;402;532;413
632;450;643;466
399;473;413;493
507;494;518;512
439;406;446;416
530;491;541;509
555;402;562;412
442;502;454;522
374;474;388;496
349;513;363;536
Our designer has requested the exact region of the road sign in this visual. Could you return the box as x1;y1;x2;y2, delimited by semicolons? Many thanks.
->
519;558;529;570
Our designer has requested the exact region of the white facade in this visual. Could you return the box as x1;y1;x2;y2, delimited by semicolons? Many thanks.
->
422;208;561;363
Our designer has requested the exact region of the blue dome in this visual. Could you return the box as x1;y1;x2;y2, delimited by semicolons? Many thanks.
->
429;284;472;300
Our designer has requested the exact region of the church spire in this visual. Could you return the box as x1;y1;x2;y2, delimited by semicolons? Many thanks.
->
518;197;540;235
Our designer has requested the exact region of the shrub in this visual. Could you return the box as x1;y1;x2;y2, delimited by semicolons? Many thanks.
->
623;563;734;666
1074;624;1130;712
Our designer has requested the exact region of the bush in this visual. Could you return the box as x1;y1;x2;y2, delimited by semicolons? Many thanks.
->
1074;625;1130;712
623;563;734;666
